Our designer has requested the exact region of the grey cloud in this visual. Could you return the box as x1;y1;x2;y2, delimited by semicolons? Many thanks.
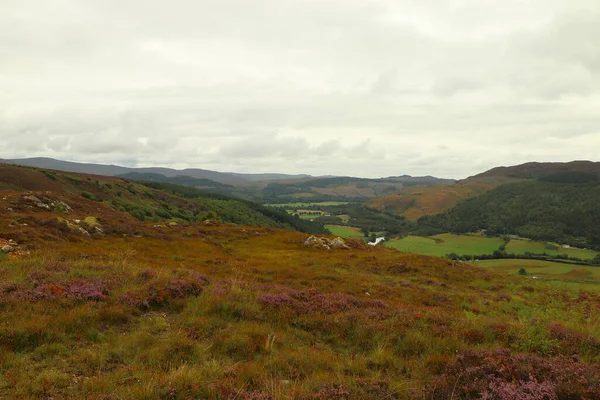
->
0;0;599;178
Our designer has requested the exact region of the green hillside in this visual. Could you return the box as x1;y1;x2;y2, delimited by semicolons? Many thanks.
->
419;174;600;250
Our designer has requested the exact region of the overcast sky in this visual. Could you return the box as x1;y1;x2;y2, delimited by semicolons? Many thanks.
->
1;0;599;178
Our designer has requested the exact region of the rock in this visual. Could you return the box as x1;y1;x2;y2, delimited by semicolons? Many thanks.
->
304;235;325;248
304;235;341;250
1;245;14;253
330;237;349;249
8;239;18;246
36;202;51;210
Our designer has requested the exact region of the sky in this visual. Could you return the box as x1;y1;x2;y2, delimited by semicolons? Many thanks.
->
1;0;599;179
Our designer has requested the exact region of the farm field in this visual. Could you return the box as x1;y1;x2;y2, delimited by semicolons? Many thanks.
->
265;201;351;207
386;233;504;258
476;259;600;285
325;224;364;238
506;239;598;260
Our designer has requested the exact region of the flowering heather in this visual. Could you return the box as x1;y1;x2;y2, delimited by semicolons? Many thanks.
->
66;279;108;301
120;273;209;309
258;288;388;315
220;389;274;400
548;323;600;355
136;268;157;281
6;276;121;302
425;349;600;399
307;384;351;399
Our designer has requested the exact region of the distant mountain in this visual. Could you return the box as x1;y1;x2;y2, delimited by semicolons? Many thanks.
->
118;172;233;189
2;157;457;204
385;175;455;185
465;161;600;181
2;157;312;186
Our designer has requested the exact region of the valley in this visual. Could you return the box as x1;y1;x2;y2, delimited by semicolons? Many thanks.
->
1;161;600;399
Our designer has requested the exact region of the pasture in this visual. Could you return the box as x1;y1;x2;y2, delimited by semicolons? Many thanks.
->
506;238;598;260
475;258;600;285
265;201;351;208
325;224;364;238
386;233;504;258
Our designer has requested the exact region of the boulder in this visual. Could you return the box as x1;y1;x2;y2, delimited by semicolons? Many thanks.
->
304;235;348;250
330;237;349;249
304;235;325;248
1;245;14;254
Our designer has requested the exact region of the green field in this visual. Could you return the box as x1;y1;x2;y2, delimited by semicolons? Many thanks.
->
506;239;598;260
266;201;351;208
325;225;364;238
386;233;504;258
476;259;600;284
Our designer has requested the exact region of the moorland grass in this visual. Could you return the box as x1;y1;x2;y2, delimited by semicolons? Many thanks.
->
2;226;600;398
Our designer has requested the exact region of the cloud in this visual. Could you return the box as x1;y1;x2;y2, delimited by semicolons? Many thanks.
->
0;0;599;178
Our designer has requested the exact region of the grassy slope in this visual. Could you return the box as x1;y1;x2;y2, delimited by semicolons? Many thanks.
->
3;225;600;399
386;234;504;258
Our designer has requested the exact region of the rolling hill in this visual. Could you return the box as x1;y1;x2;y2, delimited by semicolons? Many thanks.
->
3;158;454;204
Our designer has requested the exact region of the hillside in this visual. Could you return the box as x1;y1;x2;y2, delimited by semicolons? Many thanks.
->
419;175;600;250
260;176;453;204
2;168;600;398
367;161;600;221
0;165;327;235
467;160;600;180
366;180;497;220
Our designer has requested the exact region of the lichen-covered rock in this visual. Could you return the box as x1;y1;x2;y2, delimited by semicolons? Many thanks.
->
304;236;347;250
1;245;14;253
304;235;326;248
330;237;349;249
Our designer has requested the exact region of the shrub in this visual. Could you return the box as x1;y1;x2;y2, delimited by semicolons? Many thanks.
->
548;323;600;356
80;191;97;201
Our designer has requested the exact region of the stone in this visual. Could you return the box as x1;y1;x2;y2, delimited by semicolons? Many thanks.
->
1;245;14;253
330;237;350;249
